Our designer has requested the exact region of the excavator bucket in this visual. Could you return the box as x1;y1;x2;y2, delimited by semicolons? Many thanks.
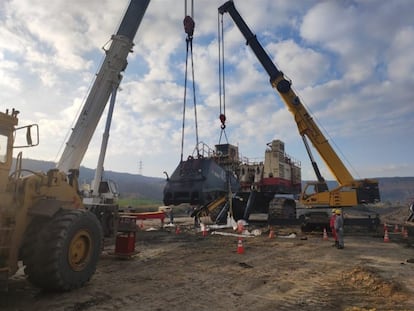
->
163;157;240;206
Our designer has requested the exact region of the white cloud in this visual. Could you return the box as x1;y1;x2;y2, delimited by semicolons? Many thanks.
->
0;0;413;183
387;26;414;83
267;39;329;89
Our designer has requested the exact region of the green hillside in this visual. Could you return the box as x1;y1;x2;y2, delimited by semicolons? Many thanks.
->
13;158;414;206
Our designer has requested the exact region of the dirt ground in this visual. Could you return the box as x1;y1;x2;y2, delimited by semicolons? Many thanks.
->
1;207;414;311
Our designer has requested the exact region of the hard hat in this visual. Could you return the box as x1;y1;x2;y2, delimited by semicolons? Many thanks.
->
335;209;341;215
331;209;336;214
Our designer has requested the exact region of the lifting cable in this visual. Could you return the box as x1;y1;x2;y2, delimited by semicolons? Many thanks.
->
181;0;200;162
217;12;228;145
218;12;234;218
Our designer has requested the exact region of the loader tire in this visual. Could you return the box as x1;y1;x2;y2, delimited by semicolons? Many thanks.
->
21;216;50;284
22;209;103;291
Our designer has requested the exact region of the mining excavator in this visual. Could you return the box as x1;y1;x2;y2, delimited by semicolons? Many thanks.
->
218;1;380;227
0;0;150;291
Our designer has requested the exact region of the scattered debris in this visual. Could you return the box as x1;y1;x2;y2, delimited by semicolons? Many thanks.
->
239;262;253;269
210;231;255;238
278;233;297;239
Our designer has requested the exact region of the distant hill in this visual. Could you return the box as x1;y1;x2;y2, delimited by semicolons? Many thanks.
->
14;158;166;201
376;177;414;204
307;178;414;204
12;158;414;204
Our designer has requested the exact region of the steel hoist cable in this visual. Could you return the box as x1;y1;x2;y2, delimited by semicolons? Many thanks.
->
181;0;200;162
217;12;228;145
218;13;235;220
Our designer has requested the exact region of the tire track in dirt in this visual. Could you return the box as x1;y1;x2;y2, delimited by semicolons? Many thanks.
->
2;224;414;311
177;234;414;311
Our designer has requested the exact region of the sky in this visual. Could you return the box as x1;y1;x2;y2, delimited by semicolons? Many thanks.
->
0;0;413;182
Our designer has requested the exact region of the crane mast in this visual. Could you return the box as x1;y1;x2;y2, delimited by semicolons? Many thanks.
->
57;0;150;173
218;1;380;206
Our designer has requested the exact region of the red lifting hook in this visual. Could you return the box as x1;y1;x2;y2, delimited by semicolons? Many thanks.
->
183;15;195;37
219;113;226;129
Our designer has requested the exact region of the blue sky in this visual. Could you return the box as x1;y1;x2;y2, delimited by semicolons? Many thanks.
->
0;0;413;182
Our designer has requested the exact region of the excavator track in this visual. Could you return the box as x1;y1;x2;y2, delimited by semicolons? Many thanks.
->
267;197;297;225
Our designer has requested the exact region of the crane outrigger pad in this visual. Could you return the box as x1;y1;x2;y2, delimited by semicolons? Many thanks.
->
163;157;239;206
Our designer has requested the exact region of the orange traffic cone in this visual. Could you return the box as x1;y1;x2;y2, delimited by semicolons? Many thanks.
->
323;228;329;241
201;224;208;237
175;225;181;234
394;224;399;233
384;228;390;242
269;227;275;239
403;227;409;239
237;237;245;254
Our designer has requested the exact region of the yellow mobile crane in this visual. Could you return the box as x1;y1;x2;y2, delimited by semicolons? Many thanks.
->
218;1;380;212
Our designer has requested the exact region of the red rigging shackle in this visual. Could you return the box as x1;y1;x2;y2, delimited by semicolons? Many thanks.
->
183;15;195;37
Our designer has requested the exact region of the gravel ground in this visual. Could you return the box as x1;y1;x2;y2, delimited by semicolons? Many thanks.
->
1;206;414;311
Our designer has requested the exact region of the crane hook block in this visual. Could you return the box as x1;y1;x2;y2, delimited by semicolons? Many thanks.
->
183;15;195;37
219;113;226;129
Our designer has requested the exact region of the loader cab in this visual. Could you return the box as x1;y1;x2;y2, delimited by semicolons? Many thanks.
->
0;129;11;192
0;109;39;191
0;110;19;162
0;109;19;191
0;133;8;164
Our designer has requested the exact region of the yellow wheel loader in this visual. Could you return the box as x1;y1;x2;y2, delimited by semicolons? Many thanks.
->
0;109;102;291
